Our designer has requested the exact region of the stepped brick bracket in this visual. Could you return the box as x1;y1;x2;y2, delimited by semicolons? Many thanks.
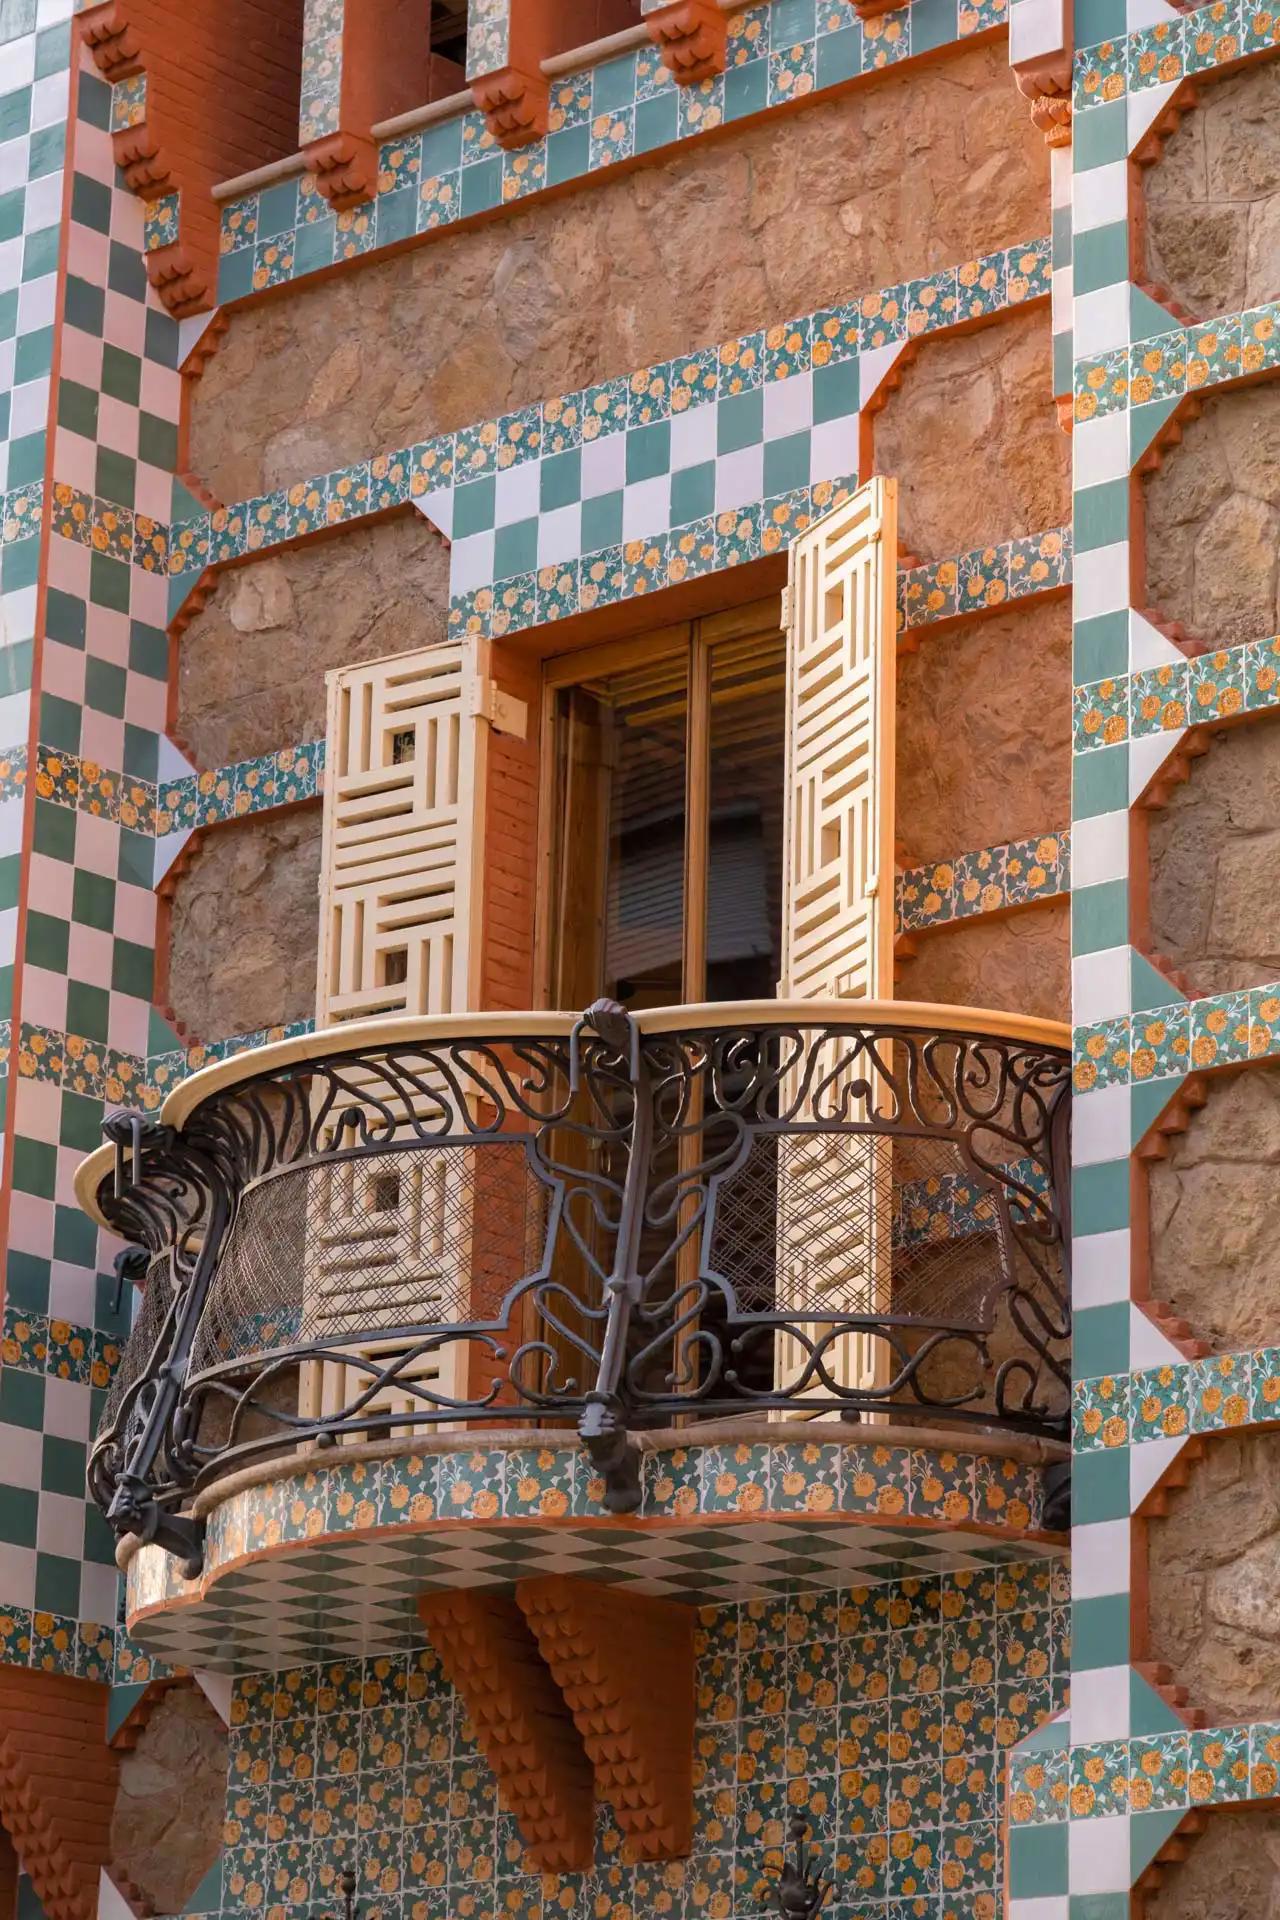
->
642;0;729;81
1015;65;1073;146
516;1578;695;1862
466;0;551;149
417;1591;595;1871
79;0;305;314
303;0;463;205
0;1668;118;1920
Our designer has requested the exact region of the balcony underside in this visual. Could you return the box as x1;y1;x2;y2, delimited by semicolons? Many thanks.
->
122;1427;1066;1671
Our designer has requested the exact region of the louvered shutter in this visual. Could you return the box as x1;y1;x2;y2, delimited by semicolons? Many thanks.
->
305;639;519;1431
776;479;898;1403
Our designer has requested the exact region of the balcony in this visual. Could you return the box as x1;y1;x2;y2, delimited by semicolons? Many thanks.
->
81;997;1070;1600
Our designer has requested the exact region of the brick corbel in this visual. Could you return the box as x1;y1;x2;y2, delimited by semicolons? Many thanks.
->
302;0;450;205
516;1577;694;1861
0;1668;119;1920
1014;64;1073;146
417;1591;594;1871
643;0;729;82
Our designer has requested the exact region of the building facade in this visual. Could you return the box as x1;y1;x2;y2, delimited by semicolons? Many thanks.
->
0;0;1275;1915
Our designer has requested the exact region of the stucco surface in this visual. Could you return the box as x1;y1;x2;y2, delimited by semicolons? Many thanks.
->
1144;58;1280;317
1148;1428;1280;1722
894;898;1070;1023
188;42;1048;505
1146;712;1280;994
872;306;1069;557
165;811;321;1040
1147;1061;1280;1351
897;596;1071;864
176;513;452;769
1143;383;1280;648
110;1685;226;1914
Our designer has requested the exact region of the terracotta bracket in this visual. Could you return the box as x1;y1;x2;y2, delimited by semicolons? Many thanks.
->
302;129;380;211
643;0;729;81
470;63;551;148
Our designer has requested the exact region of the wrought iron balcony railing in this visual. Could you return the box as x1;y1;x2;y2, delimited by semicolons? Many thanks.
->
78;999;1071;1571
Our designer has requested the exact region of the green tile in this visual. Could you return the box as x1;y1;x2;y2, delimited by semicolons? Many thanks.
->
1073;743;1127;820
11;1135;56;1199
63;273;104;337
89;550;130;613
117;828;152;888
634;90;678;153
0;187;22;243
70;170;111;235
546;122;589;187
41;1435;87;1497
1075;477;1129;552
670;461;714;525
1072;1162;1130;1237
107;236;147;301
0;0;35;40
626;421;670;483
0;84;31;140
763;430;810;495
5;1251;50;1315
0;1483;37;1547
27;121;63;180
34;19;70;81
1;535;38;591
218;245;256;303
1008;1823;1067;1899
100;342;142;406
58;377;99;438
725;54;769;118
813;357;859;423
1072;95;1126;169
14;325;52;382
39;691;81;752
1072;1446;1130;1524
421;117;463;173
58;1090;104;1156
32;799;76;863
129;619;169;680
1074;610;1127;683
592;53;636;113
0;1365;44;1430
33;1551;80;1615
1073;1300;1129;1378
459;156;501;217
906;0;953;52
453;475;496;538
492;517;537;579
540;448;581;511
581;490;622;550
21;222;58;281
0;285;16;340
1072;1592;1129;1670
137;409;178;470
84;654;127;720
25;907;68;971
111;937;154;998
66;977;109;1040
122;722;158;782
1069;1899;1129;1920
376;186;415;247
83;1501;116;1565
256;178;299;240
144;308;179;370
45;588;87;651
0;853;17;910
1072;878;1127;955
718;388;764;455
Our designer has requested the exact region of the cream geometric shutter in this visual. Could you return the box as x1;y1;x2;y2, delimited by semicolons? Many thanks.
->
776;478;898;1404
780;476;897;1001
307;637;521;1431
317;638;509;1024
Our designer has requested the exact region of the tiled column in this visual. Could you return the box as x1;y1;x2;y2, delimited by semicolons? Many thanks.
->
301;0;442;207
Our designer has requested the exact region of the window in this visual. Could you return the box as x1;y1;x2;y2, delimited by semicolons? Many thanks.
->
542;602;787;1012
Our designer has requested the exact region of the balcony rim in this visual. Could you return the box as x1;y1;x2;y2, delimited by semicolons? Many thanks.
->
75;995;1069;1227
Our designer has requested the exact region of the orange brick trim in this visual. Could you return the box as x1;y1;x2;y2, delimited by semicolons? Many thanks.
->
0;1668;119;1920
515;1577;695;1861
417;1591;594;1871
469;65;551;149
302;129;379;211
643;0;729;81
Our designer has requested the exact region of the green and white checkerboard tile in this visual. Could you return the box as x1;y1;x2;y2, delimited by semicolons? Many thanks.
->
1065;11;1280;1907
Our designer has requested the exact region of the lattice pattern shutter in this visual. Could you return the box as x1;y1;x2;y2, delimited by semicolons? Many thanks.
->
306;639;516;1431
776;478;898;1401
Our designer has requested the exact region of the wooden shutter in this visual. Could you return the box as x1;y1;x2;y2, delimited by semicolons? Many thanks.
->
307;638;524;1431
776;479;898;1404
780;477;897;1001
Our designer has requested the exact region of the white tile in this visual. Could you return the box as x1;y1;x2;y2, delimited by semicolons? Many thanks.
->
493;457;541;527
0;1423;41;1491
0;36;34;91
1072;541;1129;621
714;444;763;513
1127;607;1184;672
1071;1519;1130;1598
809;414;858;484
9;373;50;436
47;1261;96;1324
195;1670;233;1724
1128;727;1183;804
80;1558;120;1626
1126;72;1179;148
580;429;626;498
37;1488;86;1559
448;530;495;595
622;474;670;541
1009;0;1065;61
1071;810;1128;889
413;487;452;538
1069;1667;1132;1745
1073;161;1128;234
857;342;904;406
17;268;54;335
1130;1432;1188;1508
1068;1811;1132;1893
0;136;29;198
0;233;22;298
2;582;36;646
22;167;62;230
669;399;718;470
1073;281;1130;358
762;369;813;439
37;0;76;30
99;1872;138;1920
30;69;69;134
1072;409;1129;487
156;733;196;783
0;794;25;860
43;1376;92;1445
1073;1082;1131;1165
536;502;581;568
1072;944;1130;1025
0;1542;35;1609
1129;1302;1184;1371
1008;1901;1069;1920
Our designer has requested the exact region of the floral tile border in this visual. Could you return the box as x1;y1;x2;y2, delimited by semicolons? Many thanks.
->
1073;301;1280;424
898;831;1069;933
1073;634;1280;752
0;1607;119;1682
1073;0;1275;112
1073;1346;1280;1451
896;525;1071;631
1009;1720;1280;1825
1074;979;1280;1090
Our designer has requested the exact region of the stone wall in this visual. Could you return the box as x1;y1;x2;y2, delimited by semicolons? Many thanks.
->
894;898;1070;1022
872;306;1069;558
1146;1061;1280;1351
1143;383;1280;648
175;513;452;770
110;1684;227;1915
1143;58;1280;319
187;42;1047;506
163;810;321;1040
1146;712;1280;994
1147;1429;1280;1723
1144;1801;1280;1919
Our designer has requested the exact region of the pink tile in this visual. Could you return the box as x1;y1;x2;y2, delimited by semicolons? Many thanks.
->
27;853;75;918
124;673;168;733
97;392;140;459
130;567;169;625
64;222;109;286
67;920;114;985
46;533;91;597
70;810;118;880
79;708;126;770
53;425;97;492
41;638;87;705
133;462;172;522
56;1143;93;1210
83;606;130;665
103;286;149;356
17;970;67;1036
58;323;104;389
112;882;157;946
108;990;151;1056
109;183;144;247
71;117;115;185
7;1190;55;1257
139;358;181;421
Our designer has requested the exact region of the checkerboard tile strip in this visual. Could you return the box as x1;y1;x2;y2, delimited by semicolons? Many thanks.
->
217;0;1005;305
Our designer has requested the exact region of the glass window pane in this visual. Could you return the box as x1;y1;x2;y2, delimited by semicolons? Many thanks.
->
702;628;786;1002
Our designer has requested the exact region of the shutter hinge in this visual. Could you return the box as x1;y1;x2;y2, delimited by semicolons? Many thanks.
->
469;681;528;739
779;584;792;631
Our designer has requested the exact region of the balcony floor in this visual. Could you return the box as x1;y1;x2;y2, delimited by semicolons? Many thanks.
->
124;1429;1066;1671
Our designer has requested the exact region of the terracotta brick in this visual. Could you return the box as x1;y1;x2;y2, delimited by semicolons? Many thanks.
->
515;1577;695;1860
0;1668;118;1920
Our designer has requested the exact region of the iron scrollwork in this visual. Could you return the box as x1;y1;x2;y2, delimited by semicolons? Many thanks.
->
87;1004;1071;1567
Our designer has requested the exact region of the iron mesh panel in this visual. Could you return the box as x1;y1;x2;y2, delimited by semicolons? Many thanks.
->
96;1253;172;1440
190;1141;541;1373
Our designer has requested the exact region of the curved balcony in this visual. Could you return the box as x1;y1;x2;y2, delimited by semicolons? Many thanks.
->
79;998;1071;1578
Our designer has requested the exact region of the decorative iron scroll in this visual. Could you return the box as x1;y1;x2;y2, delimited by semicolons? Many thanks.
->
86;1002;1070;1568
